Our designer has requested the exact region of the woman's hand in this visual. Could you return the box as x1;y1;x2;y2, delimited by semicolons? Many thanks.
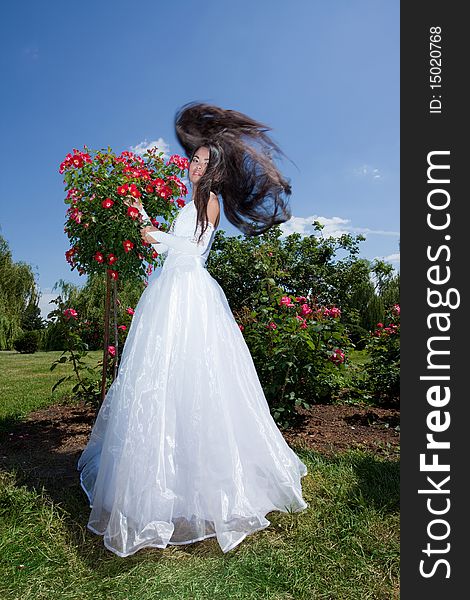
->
123;197;143;211
141;225;159;244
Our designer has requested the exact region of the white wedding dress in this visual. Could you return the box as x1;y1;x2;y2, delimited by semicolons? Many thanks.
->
77;199;308;556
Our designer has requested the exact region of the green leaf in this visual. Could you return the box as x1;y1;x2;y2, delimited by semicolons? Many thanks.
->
52;376;68;392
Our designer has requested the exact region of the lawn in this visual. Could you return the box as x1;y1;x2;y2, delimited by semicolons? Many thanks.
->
0;350;102;425
0;351;399;600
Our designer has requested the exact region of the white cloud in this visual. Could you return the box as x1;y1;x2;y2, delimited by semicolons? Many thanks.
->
280;215;349;238
350;226;399;237
130;138;170;158
280;215;398;239
38;290;58;321
380;252;400;264
353;164;382;179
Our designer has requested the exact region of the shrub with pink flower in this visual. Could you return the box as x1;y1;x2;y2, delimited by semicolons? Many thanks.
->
280;296;295;308
236;287;350;426
329;348;346;365
48;295;102;405
364;304;400;405
323;306;341;318
63;308;78;320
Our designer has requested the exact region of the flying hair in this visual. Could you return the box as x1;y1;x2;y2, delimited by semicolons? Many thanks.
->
174;102;292;240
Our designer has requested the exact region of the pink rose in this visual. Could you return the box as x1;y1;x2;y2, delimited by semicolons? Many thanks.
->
63;308;78;320
280;296;294;307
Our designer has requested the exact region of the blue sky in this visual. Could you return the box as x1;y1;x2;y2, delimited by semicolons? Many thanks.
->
0;0;399;318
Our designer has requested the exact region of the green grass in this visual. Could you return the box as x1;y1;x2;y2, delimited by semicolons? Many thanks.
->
346;349;371;367
335;349;375;406
0;352;399;600
0;350;102;424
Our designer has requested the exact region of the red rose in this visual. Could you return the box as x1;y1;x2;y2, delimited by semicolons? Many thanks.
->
126;307;135;315
102;198;114;208
145;184;154;194
65;247;76;262
167;175;188;196
107;269;119;280
129;183;141;198
107;253;118;265
117;184;129;196
127;206;140;220
168;154;189;171
158;185;172;199
94;251;104;263
122;239;134;253
176;198;185;208
72;156;84;168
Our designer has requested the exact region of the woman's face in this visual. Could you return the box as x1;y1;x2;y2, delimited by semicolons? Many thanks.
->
189;146;210;185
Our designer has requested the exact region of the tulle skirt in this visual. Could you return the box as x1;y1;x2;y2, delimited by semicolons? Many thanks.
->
78;253;308;556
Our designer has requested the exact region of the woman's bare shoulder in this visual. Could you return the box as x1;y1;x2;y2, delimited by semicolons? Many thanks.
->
207;192;220;227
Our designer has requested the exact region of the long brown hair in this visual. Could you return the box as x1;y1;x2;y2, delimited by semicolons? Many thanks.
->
175;102;292;242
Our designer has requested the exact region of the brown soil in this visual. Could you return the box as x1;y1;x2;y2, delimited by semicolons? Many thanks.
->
282;404;400;458
0;401;399;495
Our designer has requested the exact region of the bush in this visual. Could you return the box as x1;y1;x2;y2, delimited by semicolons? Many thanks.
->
344;322;369;350
363;304;400;406
236;283;350;427
41;320;68;351
13;330;40;354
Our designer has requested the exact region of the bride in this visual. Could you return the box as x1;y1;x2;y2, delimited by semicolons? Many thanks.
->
77;103;308;557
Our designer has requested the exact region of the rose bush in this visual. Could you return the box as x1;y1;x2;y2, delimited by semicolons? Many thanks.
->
60;147;189;284
363;303;400;405
235;273;350;427
59;146;189;402
48;295;102;404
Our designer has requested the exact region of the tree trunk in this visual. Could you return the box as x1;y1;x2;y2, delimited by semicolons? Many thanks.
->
100;271;112;407
112;279;119;382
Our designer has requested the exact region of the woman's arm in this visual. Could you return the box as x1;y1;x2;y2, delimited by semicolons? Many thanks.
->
125;199;169;254
146;223;215;256
145;198;219;256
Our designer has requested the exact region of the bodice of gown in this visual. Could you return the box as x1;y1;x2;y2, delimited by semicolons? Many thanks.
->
161;200;218;266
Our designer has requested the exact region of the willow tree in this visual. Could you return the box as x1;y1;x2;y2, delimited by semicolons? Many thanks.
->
0;233;40;349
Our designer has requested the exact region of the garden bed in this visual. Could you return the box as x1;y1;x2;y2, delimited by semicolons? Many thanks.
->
0;400;400;490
